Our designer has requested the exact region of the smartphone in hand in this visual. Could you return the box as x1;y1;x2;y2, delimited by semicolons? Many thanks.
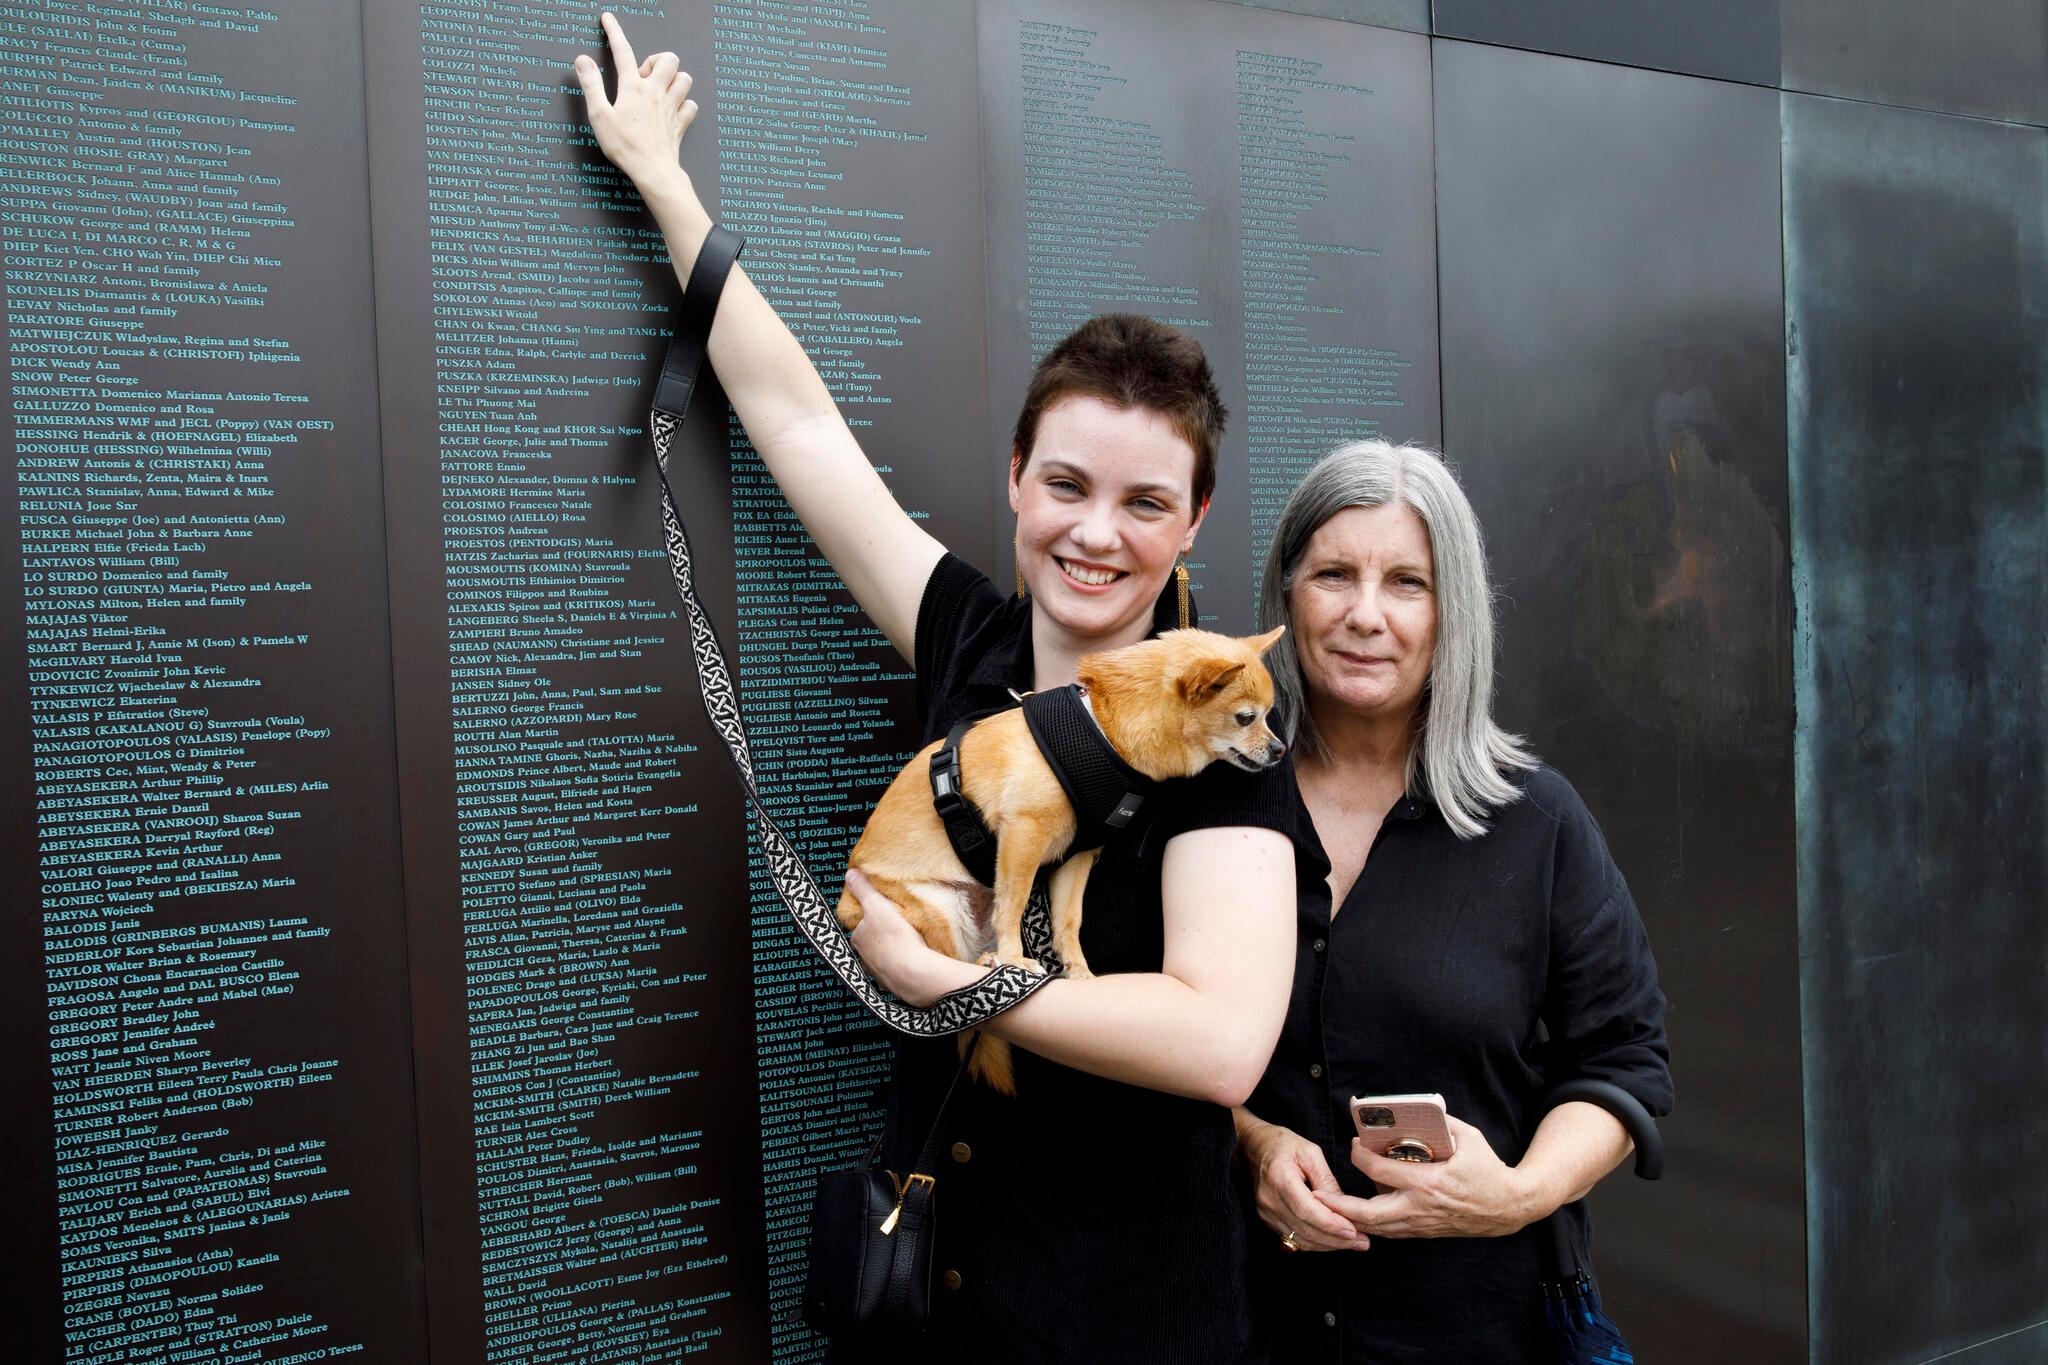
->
1350;1093;1456;1163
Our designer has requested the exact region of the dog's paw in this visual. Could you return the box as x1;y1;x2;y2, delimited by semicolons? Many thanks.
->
1062;959;1094;981
975;952;998;968
998;955;1046;975
835;905;864;932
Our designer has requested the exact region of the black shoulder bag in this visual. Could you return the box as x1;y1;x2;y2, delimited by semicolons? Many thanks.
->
645;225;1061;1336
801;1046;974;1335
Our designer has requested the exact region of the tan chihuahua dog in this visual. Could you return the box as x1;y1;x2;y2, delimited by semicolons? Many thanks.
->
838;626;1287;1092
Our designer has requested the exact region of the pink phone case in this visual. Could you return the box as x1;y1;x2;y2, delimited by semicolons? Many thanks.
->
1350;1094;1456;1163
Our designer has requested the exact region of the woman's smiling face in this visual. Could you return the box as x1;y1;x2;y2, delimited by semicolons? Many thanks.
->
1010;395;1206;648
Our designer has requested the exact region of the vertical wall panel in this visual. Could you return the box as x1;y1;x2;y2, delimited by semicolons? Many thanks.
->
1785;91;2048;1365
361;0;1004;1356
707;4;1002;1353
0;2;429;1360
1434;38;1804;1361
360;1;771;1356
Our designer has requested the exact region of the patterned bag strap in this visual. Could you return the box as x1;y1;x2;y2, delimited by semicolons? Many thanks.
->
646;227;1055;1037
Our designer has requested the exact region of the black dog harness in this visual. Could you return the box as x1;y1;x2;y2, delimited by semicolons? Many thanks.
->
928;684;1153;887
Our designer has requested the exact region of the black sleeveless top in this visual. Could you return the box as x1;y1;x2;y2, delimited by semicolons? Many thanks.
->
825;553;1301;1364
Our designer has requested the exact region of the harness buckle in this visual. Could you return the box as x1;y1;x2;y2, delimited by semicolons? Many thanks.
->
930;744;966;816
930;740;984;848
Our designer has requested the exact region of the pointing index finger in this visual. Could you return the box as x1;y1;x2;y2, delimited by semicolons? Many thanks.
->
601;11;638;75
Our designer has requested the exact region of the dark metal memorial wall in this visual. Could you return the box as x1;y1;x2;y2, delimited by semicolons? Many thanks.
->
1432;40;1803;1360
1;4;430;1359
3;2;2041;1363
360;0;771;1356
1785;93;2048;1365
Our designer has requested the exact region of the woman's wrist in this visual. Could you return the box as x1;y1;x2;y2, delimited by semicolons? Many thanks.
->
882;942;982;1009
635;165;709;227
917;951;984;1002
1232;1109;1282;1170
1505;1105;1632;1231
1504;1160;1564;1230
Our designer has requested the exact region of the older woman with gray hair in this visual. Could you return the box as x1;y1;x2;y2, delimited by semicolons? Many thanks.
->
1232;441;1672;1359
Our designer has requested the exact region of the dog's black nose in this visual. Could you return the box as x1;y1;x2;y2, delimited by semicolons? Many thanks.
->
1266;739;1285;761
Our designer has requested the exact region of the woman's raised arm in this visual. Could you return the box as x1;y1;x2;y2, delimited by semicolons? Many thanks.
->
574;12;944;657
845;825;1297;1106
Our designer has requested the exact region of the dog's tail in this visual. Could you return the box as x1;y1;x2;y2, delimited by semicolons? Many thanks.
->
961;1030;1016;1096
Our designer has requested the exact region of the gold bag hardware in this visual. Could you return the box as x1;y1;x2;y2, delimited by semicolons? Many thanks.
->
879;1171;935;1235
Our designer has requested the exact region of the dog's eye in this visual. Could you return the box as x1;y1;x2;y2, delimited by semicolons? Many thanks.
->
1234;710;1256;727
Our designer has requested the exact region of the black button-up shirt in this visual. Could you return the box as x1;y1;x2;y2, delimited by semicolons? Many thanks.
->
1245;766;1672;1361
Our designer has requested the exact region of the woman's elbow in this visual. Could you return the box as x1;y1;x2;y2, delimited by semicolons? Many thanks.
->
1198;1031;1279;1107
1200;1069;1261;1109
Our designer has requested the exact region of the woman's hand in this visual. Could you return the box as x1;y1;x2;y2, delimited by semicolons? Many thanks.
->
1318;1114;1543;1239
574;12;699;199
1237;1112;1368;1253
843;869;977;1009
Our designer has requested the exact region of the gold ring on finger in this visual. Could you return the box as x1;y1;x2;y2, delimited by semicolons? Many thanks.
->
1279;1228;1299;1252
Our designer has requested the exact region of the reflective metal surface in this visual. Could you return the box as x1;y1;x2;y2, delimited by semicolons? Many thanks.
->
1785;91;2048;1365
1237;0;1429;33
1433;0;1781;86
1783;0;2048;128
1434;38;1804;1361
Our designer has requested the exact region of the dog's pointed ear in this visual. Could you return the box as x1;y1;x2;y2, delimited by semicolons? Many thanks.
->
1247;625;1286;656
1179;656;1247;701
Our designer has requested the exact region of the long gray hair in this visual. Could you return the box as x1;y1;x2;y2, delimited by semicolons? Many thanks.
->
1258;440;1534;840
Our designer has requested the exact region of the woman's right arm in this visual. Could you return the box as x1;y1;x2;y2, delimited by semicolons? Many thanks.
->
842;826;1298;1104
575;14;944;658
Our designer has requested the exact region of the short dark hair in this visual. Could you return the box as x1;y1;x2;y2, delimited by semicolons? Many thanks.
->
1011;314;1227;510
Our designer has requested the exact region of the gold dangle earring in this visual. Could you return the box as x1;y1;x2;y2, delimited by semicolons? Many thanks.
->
1174;554;1191;629
1015;542;1028;599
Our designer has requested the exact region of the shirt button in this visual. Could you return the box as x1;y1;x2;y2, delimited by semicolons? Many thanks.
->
1309;1063;1324;1079
942;1269;963;1291
1323;1310;1337;1327
1312;938;1327;955
949;1141;972;1164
